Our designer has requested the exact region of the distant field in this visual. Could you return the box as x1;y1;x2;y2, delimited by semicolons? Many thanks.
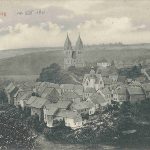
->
0;44;150;76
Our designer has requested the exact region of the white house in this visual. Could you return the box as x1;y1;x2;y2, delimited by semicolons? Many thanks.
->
87;93;108;111
83;67;104;91
97;58;111;68
55;109;83;129
71;100;95;116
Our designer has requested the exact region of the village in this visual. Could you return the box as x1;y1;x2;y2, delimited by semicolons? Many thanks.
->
1;34;150;132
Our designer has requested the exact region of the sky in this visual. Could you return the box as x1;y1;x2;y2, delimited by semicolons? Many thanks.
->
0;0;150;50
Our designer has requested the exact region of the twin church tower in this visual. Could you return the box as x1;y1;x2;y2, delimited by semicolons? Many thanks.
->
64;34;85;69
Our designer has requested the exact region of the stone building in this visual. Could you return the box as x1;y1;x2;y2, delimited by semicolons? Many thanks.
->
64;34;84;69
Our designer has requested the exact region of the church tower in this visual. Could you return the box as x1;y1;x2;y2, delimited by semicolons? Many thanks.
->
74;34;84;68
64;34;73;69
64;34;84;69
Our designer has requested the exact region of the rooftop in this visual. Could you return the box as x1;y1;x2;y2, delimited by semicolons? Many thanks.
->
29;97;48;108
89;93;106;105
127;86;144;95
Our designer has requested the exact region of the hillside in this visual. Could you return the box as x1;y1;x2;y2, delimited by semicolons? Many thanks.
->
0;44;150;76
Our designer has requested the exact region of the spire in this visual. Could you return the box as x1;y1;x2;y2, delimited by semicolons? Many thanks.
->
75;34;83;50
64;33;72;50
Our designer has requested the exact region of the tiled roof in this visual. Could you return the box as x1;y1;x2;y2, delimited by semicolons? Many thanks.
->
62;91;80;100
46;107;58;116
5;82;17;94
60;84;74;90
84;87;96;93
142;83;150;91
72;101;89;110
41;87;54;98
45;101;72;110
26;96;37;105
127;86;144;95
30;97;47;109
103;77;113;85
115;86;127;95
101;87;111;95
19;92;32;101
89;93;106;105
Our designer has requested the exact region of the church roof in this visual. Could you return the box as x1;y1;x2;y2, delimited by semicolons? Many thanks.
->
64;34;72;50
75;35;83;50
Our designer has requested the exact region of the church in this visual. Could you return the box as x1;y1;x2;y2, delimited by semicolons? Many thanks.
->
64;34;84;69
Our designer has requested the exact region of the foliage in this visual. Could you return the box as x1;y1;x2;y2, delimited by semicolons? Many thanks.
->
37;63;74;84
0;105;37;150
119;65;142;79
44;101;150;145
68;66;91;77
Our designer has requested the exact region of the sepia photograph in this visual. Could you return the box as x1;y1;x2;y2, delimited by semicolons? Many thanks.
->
0;0;150;149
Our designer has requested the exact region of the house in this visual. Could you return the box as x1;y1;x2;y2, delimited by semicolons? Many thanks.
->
83;87;96;99
108;65;119;82
129;80;141;87
97;65;118;82
71;101;89;115
83;67;104;91
71;100;95;116
99;87;112;103
96;67;109;78
43;106;59;127
41;87;60;103
112;86;127;102
43;100;72;127
54;109;83;129
5;82;19;105
127;86;146;103
19;92;33;109
43;100;82;129
117;75;127;84
87;93;108;110
61;91;81;102
34;82;47;96
60;84;83;96
47;83;62;96
142;83;150;99
34;82;61;96
102;77;113;87
13;89;32;107
26;96;48;121
97;58;111;68
25;96;37;107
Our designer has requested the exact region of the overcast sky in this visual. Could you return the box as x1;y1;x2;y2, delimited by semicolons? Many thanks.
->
0;0;150;50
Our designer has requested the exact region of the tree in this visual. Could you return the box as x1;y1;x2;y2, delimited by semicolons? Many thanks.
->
117;101;135;131
37;63;73;84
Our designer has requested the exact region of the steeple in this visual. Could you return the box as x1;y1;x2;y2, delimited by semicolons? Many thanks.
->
75;34;83;50
64;33;72;50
